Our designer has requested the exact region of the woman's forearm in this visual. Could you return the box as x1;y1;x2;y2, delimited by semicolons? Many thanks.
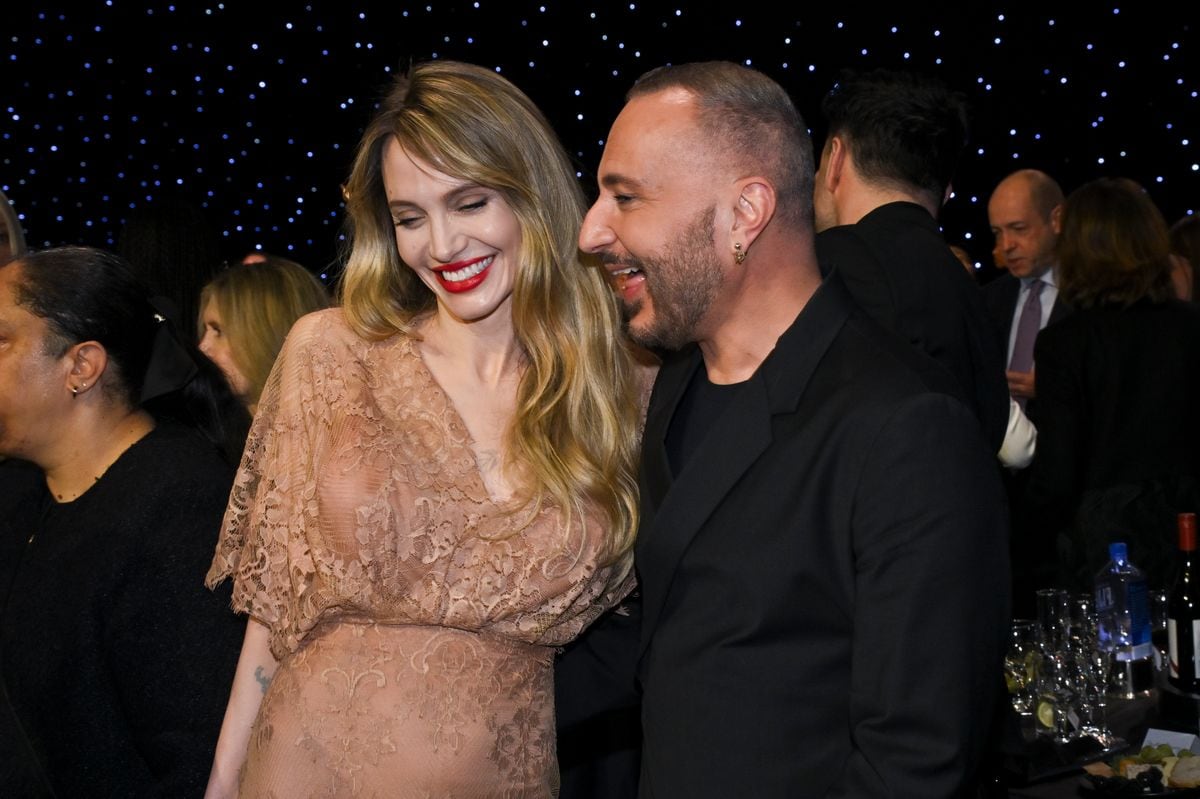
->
204;617;277;799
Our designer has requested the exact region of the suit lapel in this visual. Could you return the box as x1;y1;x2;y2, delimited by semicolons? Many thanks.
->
635;277;854;658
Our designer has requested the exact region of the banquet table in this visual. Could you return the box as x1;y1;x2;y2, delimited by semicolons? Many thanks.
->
1003;686;1200;797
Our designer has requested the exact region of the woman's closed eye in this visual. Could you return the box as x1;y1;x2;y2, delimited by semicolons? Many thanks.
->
457;197;489;213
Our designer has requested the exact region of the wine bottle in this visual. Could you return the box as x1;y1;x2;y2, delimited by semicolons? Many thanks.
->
1168;512;1200;694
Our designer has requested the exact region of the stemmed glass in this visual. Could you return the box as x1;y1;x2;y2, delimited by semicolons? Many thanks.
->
1005;620;1039;719
1036;588;1071;653
1035;649;1079;743
1069;593;1118;747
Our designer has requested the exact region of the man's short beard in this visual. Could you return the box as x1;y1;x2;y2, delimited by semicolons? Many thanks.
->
623;206;723;352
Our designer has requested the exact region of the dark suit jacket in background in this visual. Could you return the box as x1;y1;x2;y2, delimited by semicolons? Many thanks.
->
816;201;1010;456
979;270;1072;615
1019;299;1200;594
980;270;1072;362
634;276;1010;797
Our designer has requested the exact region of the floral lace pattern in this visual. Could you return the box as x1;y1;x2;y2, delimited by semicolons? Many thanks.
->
207;309;634;797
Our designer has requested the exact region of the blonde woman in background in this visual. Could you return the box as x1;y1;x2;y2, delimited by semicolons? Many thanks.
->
204;61;647;798
198;255;331;414
0;188;26;264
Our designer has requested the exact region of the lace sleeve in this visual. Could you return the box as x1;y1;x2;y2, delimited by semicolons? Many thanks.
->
205;310;340;656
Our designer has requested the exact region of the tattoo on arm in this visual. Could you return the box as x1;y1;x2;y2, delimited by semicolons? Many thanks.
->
254;665;272;695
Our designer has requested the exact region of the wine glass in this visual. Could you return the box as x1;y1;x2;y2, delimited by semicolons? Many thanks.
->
1072;619;1120;748
1035;650;1078;744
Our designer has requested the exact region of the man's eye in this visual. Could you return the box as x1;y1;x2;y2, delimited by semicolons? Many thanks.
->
614;194;634;205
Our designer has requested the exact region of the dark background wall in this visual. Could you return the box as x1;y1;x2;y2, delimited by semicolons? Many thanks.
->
3;2;1196;283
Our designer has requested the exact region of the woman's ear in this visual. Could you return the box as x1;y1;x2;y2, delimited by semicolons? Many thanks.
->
66;340;109;396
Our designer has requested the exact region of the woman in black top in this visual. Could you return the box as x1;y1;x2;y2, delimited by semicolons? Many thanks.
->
1022;179;1200;591
0;246;248;798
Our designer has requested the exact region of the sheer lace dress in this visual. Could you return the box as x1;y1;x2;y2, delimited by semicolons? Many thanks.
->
207;309;634;798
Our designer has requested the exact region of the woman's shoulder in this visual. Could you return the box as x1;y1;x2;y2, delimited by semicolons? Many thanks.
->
285;306;352;345
279;307;370;369
284;306;411;357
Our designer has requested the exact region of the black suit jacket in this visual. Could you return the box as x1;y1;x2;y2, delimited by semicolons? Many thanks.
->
816;202;1010;455
1019;299;1200;592
634;276;1010;797
979;271;1072;615
980;271;1072;362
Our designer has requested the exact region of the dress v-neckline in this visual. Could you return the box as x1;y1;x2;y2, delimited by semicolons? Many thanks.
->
404;335;520;507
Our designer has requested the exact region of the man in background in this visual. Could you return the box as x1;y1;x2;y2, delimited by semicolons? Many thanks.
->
984;168;1071;409
812;68;1011;459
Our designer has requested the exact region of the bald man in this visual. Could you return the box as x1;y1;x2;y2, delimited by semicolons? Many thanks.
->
984;169;1072;405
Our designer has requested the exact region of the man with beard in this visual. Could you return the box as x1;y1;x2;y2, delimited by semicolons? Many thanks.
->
561;61;1011;798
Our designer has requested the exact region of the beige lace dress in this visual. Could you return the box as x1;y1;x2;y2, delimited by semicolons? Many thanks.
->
206;309;634;799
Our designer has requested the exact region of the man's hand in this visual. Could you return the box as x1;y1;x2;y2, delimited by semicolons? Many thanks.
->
1007;368;1036;399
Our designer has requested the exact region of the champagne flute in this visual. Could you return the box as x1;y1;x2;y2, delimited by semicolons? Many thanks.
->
1036;587;1071;654
1006;620;1039;716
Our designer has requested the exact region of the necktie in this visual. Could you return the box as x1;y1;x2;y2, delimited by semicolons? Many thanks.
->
1009;279;1044;376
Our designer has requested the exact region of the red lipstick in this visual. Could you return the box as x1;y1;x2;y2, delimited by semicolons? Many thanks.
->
433;255;493;294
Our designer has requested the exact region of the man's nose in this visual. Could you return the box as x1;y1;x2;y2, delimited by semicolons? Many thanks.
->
579;200;616;254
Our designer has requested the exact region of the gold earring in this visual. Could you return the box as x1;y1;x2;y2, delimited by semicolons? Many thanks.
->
733;242;747;265
70;386;79;396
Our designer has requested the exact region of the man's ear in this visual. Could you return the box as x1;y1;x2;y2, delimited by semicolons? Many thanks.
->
821;136;848;193
1049;203;1064;234
730;178;776;252
66;340;109;396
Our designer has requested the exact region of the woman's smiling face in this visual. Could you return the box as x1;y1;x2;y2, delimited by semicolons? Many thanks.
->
382;137;523;326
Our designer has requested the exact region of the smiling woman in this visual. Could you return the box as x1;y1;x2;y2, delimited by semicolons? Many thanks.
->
381;138;522;322
203;60;653;798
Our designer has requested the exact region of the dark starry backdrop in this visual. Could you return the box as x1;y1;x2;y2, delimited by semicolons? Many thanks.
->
2;2;1197;284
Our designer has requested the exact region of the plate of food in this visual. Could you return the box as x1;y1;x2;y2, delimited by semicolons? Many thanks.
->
1080;743;1200;796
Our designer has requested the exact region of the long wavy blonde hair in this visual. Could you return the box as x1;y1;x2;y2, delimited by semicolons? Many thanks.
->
339;61;641;562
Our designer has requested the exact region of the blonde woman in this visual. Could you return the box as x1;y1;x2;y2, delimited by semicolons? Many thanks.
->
198;255;331;413
205;61;646;797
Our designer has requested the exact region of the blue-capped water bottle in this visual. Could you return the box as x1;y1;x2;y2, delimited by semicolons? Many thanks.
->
1094;541;1156;697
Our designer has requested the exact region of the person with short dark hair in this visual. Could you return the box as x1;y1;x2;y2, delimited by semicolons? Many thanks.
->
575;60;1009;797
812;67;1012;461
